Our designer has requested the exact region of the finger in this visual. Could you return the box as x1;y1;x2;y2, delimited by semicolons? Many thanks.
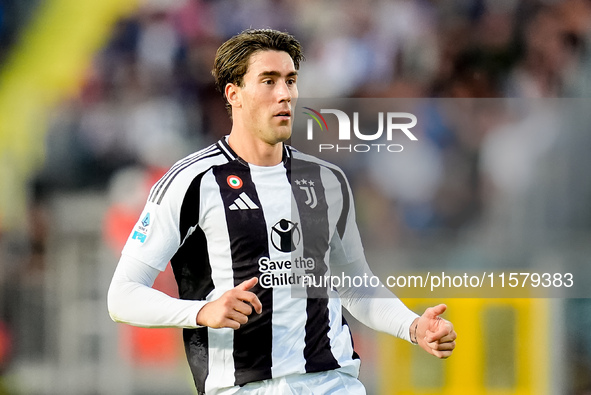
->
431;349;454;359
251;295;262;314
233;300;253;316
425;320;453;342
427;340;456;352
213;317;241;330
227;309;250;325
224;318;241;330
236;290;262;314
436;334;455;344
236;277;258;292
440;341;456;351
425;329;447;343
425;325;451;343
437;330;457;343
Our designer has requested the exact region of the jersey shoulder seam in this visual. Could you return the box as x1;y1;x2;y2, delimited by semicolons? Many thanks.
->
148;143;228;205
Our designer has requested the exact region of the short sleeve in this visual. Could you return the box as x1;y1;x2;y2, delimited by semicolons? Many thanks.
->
121;186;184;272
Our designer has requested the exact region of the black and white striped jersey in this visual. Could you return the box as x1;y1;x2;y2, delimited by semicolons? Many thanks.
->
122;137;367;394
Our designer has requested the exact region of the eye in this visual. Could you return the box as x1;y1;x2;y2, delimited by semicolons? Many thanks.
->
287;78;297;85
263;79;274;85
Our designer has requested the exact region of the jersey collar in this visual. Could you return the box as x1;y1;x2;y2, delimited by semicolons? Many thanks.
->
218;136;291;166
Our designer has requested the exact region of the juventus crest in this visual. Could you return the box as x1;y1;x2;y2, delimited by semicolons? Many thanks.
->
295;179;317;208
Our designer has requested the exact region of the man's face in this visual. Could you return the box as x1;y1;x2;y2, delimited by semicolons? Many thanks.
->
234;50;298;145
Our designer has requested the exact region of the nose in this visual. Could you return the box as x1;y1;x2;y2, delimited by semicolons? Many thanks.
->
277;80;292;103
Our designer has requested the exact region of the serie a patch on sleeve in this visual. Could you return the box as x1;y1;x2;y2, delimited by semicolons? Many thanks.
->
131;211;152;243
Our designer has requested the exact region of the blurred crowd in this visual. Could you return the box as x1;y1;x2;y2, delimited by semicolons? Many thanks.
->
0;0;40;66
34;0;591;230
3;0;591;393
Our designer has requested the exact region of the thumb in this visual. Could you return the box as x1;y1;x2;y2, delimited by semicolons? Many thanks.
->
236;277;258;291
425;304;447;319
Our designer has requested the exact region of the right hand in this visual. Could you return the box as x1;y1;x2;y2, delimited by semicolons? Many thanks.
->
196;277;262;330
412;304;456;359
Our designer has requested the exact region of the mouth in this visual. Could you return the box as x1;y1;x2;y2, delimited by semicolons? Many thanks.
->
274;110;292;120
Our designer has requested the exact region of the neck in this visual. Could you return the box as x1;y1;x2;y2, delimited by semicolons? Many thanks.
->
227;128;284;166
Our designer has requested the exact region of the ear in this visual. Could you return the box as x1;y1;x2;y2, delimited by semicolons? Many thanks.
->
225;83;242;109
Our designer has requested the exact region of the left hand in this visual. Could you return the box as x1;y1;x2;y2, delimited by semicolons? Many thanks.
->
411;304;456;359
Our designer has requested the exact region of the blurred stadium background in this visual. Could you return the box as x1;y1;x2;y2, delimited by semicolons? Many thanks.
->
1;0;591;393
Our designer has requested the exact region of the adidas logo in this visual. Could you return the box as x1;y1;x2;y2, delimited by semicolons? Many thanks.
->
229;192;259;210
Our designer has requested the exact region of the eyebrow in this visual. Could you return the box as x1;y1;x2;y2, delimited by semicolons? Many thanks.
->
258;71;298;78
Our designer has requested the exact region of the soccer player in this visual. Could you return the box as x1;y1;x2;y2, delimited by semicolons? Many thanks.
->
108;29;456;394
